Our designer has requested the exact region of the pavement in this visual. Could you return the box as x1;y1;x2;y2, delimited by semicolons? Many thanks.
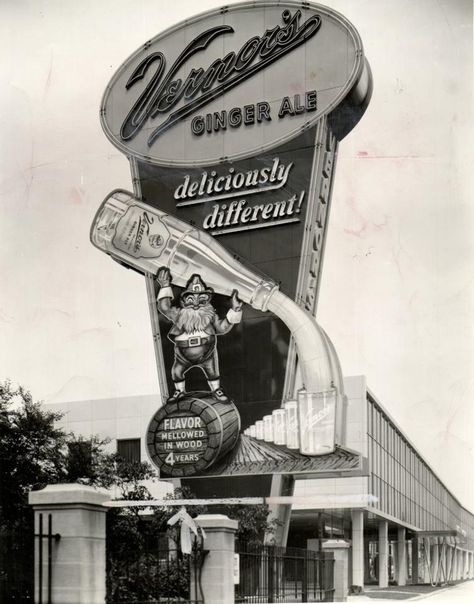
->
346;579;474;603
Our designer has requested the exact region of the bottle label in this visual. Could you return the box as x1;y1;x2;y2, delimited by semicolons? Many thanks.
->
112;204;170;259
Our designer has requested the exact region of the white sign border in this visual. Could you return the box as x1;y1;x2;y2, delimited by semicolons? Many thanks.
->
100;0;365;168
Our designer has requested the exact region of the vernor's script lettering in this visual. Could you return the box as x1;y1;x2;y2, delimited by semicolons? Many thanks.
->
120;9;321;146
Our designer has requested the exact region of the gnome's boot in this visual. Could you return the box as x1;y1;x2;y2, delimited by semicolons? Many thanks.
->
208;379;230;403
167;381;186;403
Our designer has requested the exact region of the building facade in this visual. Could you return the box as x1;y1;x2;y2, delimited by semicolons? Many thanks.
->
44;374;474;590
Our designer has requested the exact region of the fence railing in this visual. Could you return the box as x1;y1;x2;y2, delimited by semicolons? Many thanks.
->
106;516;206;604
235;542;335;603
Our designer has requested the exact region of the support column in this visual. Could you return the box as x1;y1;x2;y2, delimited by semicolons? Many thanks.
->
451;547;456;581
446;545;453;582
406;541;411;582
441;542;448;583
412;537;420;584
363;537;371;584
195;514;238;604
451;546;456;581
396;527;407;586
265;474;294;546
351;510;364;593
29;483;108;604
378;520;388;588
322;539;351;602
392;539;399;585
421;538;431;584
430;541;439;585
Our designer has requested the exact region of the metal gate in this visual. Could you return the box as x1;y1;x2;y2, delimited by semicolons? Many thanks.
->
235;543;335;603
106;514;206;604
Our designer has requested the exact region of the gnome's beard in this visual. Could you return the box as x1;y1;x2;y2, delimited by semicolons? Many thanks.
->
176;303;216;333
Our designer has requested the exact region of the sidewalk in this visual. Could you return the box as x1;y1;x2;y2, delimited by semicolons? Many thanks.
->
346;579;474;602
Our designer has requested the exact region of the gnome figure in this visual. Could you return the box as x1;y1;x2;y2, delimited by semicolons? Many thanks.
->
155;268;243;403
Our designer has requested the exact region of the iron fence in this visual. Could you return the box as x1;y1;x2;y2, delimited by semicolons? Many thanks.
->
235;542;335;603
106;513;206;604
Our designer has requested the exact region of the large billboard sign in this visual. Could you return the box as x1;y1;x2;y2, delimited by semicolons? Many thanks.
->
92;1;372;482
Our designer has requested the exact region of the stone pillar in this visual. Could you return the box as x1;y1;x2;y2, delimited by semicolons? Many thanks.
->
378;520;388;588
396;527;407;586
29;483;108;604
351;510;364;592
195;514;238;604
430;541;439;584
322;539;350;602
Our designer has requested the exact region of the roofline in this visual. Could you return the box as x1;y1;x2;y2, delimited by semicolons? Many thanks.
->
366;385;474;518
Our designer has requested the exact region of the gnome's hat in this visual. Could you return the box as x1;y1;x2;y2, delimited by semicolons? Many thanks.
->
180;274;214;298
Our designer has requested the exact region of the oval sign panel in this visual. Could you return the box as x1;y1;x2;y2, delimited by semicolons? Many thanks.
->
101;1;365;167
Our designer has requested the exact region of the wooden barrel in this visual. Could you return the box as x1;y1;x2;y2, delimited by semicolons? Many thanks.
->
147;391;241;478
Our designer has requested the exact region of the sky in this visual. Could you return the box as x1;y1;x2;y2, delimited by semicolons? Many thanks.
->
1;0;473;511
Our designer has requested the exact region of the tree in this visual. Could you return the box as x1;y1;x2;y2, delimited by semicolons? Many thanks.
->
0;380;159;519
222;503;280;545
0;380;69;520
0;379;161;602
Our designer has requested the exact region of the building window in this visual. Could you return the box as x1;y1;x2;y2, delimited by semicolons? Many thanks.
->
117;438;141;463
